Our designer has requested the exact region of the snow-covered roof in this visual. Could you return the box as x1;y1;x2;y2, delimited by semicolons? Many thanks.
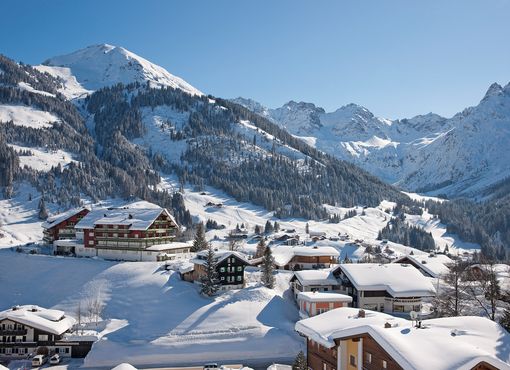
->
192;250;250;266
177;261;195;274
295;307;510;370
298;291;352;303
393;253;452;278
42;206;89;229
146;242;192;252
111;364;138;370
271;246;340;267
337;263;436;297
267;365;292;370
0;305;75;335
75;206;176;231
292;269;338;286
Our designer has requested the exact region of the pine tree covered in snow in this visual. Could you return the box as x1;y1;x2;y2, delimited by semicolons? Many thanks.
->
38;197;48;220
293;351;307;370
255;237;267;258
192;222;207;252
200;246;220;297
261;246;275;289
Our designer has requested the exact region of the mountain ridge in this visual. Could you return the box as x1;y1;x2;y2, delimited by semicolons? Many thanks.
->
233;82;510;198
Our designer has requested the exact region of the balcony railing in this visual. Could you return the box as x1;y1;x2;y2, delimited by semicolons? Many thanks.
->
0;329;27;335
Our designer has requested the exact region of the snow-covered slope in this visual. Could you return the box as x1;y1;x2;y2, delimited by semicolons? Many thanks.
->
40;44;202;97
233;82;510;197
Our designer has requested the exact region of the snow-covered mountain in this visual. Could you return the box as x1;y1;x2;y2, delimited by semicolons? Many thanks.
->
37;44;202;98
233;83;510;197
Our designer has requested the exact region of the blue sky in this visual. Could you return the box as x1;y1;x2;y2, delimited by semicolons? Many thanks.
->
2;0;510;118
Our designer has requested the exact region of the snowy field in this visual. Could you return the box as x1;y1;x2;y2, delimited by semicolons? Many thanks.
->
0;104;60;128
0;251;303;369
8;144;77;172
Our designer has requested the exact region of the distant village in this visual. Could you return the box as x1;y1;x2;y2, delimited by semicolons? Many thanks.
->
2;199;510;370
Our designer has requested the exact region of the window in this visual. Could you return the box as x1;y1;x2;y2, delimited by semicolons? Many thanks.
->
237;266;243;271
350;355;356;367
237;275;242;281
220;267;226;272
220;277;225;281
89;232;94;236
38;334;48;341
365;352;372;364
323;363;327;370
65;348;70;354
382;360;387;369
88;240;94;245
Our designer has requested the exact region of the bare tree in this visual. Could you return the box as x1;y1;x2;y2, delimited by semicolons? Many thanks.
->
229;239;240;251
465;259;503;321
434;259;470;317
75;301;83;335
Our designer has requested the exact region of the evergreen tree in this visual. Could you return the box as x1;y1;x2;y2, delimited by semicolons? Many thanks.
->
255;238;267;258
38;197;48;220
305;223;309;234
265;220;274;234
500;308;510;332
261;246;275;289
292;351;307;370
273;221;280;232
254;224;263;235
192;222;208;252
200;246;220;296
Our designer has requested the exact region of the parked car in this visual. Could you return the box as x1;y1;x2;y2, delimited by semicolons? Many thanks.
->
31;354;48;367
50;354;61;365
203;363;219;370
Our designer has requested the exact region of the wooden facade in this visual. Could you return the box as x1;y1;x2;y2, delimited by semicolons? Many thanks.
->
0;318;93;359
84;211;177;251
43;208;89;244
182;252;249;290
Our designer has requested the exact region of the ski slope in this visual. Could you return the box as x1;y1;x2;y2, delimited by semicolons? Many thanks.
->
0;250;303;368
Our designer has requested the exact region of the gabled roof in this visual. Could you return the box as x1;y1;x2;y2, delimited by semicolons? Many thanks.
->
192;250;251;266
0;305;75;335
295;307;510;370
393;253;452;278
292;268;338;286
75;206;176;231
42;206;89;229
271;246;340;267
337;263;436;297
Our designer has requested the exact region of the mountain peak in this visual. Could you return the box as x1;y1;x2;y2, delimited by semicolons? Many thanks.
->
42;44;202;96
482;82;503;101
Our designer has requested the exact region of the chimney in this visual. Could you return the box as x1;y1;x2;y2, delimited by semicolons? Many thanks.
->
358;309;366;318
128;214;133;219
384;322;392;329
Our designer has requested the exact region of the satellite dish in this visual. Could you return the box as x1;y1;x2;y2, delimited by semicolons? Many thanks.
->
410;311;418;320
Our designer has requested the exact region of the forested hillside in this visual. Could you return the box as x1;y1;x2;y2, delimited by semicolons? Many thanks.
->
86;84;409;219
0;54;191;227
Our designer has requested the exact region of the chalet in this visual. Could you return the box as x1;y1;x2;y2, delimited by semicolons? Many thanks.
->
0;305;96;360
392;253;452;278
271;246;340;270
72;204;181;261
309;231;327;238
290;269;340;299
181;250;250;291
295;307;510;370
285;237;300;246
42;207;90;246
333;264;436;314
297;292;352;318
